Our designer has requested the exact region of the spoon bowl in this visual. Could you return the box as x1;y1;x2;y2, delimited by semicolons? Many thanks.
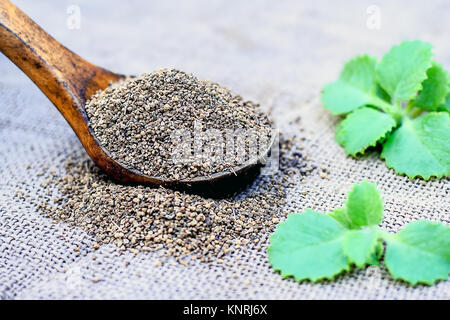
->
0;0;274;188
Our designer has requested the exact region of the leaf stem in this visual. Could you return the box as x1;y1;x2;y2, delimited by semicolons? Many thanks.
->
405;101;414;114
385;99;405;125
409;107;424;118
378;229;395;242
394;99;403;113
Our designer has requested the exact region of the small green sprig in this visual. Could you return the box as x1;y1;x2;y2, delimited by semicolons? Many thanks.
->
268;181;450;285
322;41;450;179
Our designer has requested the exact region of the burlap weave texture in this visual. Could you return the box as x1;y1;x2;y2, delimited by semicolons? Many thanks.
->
0;0;449;299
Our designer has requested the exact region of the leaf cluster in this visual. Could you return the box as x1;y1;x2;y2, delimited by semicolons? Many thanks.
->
268;181;450;285
322;41;450;179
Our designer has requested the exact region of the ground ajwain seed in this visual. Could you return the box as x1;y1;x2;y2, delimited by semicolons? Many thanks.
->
25;135;314;264
17;66;312;264
85;68;273;180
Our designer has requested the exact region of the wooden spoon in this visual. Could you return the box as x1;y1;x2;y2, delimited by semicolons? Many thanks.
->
0;0;274;189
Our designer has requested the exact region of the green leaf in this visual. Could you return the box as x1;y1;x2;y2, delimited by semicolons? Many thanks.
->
268;210;350;282
437;93;450;113
336;107;397;156
340;55;378;90
322;55;392;115
366;240;385;266
270;182;449;286
415;62;449;110
376;84;391;103
345;181;384;228
328;181;383;230
381;112;450;179
384;221;450;285
342;228;379;267
376;41;433;103
329;208;352;229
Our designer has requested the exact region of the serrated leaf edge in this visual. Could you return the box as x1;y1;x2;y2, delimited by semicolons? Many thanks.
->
336;110;397;157
328;208;352;229
376;40;434;102
383;252;449;285
340;54;377;73
380;113;450;180
381;225;450;286
268;253;351;283
344;181;384;228
342;228;380;268
386;266;448;286
415;61;450;110
267;216;351;282
380;154;449;180
321;54;393;116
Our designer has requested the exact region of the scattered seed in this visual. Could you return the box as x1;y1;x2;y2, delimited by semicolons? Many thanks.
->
17;72;316;265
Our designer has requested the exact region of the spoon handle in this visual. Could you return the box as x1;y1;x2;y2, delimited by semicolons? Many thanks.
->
0;0;139;183
0;0;123;115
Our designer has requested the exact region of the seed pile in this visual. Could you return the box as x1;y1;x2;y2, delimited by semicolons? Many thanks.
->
28;135;314;264
85;69;273;180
